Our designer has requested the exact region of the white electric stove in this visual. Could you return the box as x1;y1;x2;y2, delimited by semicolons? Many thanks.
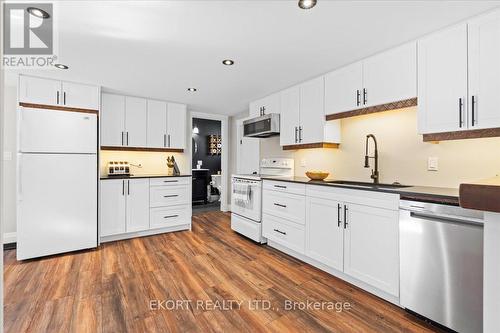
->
231;158;294;243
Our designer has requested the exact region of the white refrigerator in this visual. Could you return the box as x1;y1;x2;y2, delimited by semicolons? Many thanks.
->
17;107;98;260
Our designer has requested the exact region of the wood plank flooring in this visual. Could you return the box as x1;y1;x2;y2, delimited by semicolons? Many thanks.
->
4;211;442;333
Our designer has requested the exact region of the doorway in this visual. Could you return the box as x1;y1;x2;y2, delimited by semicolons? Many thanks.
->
189;112;229;214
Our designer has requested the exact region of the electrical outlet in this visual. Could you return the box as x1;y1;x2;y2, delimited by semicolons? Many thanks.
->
428;157;438;171
300;159;306;167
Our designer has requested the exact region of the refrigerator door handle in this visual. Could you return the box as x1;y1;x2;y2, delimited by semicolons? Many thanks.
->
18;156;23;200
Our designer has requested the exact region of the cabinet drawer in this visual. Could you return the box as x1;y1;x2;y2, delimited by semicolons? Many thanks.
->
263;214;305;254
150;185;189;207
150;205;191;229
263;189;305;225
150;177;190;187
263;180;305;195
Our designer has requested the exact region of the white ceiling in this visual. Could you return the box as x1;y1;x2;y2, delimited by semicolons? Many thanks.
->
5;0;500;115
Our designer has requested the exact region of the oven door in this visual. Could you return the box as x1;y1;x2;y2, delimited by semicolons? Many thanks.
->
231;178;262;222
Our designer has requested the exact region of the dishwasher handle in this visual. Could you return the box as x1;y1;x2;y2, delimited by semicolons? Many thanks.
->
409;211;483;227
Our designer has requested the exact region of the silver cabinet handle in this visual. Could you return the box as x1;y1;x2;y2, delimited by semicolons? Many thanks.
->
337;203;342;227
164;134;166;147
459;98;464;128
274;185;287;189
295;127;298;143
56;91;60;105
126;132;129;146
273;229;286;235
163;194;178;198
274;203;287;208
363;88;367;105
168;134;171;147
121;131;124;146
344;205;348;229
471;95;476;127
63;91;66;105
299;126;302;142
163;180;178;183
164;215;179;219
127;180;130;195
356;90;361;106
122;180;125;196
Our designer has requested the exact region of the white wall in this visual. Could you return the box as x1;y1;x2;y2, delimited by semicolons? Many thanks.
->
260;107;500;188
2;84;17;241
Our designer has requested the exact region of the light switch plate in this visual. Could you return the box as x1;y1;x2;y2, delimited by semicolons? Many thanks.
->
300;159;306;167
428;157;438;171
3;151;12;161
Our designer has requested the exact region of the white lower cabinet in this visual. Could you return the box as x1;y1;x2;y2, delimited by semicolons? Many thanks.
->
305;197;344;271
343;203;399;297
263;180;400;301
100;177;191;241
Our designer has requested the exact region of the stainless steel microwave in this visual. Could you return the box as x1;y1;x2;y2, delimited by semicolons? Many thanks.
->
243;113;280;138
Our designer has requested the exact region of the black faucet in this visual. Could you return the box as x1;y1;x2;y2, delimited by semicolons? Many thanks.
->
364;134;379;184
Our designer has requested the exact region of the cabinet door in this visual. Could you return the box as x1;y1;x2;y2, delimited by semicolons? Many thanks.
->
299;77;325;144
101;93;125;146
418;24;468;134
147;100;168;148
261;92;281;115
167;103;187;149
324;62;363;115
280;86;300;146
305;197;344;271
363;42;417;107
343;203;399;296
126;179;150;232
61;81;99;110
125;97;147;147
236;119;260;175
468;10;500;130
19;75;61;106
249;100;261;118
100;180;126;236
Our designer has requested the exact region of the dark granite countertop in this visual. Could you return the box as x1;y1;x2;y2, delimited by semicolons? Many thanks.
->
100;174;192;180
261;176;460;206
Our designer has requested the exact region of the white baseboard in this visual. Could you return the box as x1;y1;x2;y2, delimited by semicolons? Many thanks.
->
3;232;16;244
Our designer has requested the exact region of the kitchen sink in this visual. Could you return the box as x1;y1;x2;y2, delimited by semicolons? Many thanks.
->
324;180;411;189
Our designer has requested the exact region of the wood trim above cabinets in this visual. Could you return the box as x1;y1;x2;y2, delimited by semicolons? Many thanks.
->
19;102;99;114
460;183;500;213
282;142;340;150
325;97;417;121
100;146;184;153
422;127;500;142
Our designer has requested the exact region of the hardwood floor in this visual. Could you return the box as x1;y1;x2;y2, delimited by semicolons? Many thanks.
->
4;212;442;333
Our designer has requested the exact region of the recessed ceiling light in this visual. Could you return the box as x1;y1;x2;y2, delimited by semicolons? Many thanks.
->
54;63;69;70
27;7;50;19
298;0;317;10
222;59;234;66
187;88;197;92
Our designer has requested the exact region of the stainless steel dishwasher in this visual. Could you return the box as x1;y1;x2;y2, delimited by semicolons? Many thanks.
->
400;200;484;333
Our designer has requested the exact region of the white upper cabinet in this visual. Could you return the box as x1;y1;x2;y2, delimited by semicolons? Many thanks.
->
418;24;468;134
167;103;187;149
468;10;500;130
249;92;281;117
19;76;61;106
343;203;399;297
324;62;363;115
363;43;417;107
19;75;99;110
299;77;325;144
61;81;100;110
124;97;148;147
280;86;300;146
101;93;125;147
305;196;344;271
147;100;168;148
